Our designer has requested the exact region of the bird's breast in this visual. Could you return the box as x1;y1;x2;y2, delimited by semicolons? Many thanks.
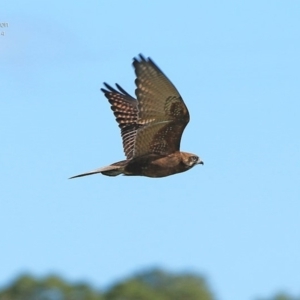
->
124;152;186;178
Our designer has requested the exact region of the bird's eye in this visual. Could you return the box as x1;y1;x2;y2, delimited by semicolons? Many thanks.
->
188;155;198;165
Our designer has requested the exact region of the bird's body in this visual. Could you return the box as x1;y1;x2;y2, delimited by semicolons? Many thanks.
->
71;151;200;178
70;55;203;179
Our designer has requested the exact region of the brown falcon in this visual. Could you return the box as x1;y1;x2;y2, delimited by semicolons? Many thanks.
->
70;54;203;178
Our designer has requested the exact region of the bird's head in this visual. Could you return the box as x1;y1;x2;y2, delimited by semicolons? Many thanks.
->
181;152;204;169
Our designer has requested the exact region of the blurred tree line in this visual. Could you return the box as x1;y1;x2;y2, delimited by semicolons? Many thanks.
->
0;269;298;300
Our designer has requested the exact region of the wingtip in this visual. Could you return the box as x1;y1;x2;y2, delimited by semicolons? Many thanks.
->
132;54;162;75
138;53;147;61
133;53;148;64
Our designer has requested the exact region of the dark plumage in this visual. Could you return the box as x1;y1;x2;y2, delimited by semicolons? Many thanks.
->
70;55;203;179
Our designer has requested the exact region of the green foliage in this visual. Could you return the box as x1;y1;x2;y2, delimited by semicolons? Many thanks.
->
0;269;299;300
0;274;103;300
257;292;300;300
106;269;214;300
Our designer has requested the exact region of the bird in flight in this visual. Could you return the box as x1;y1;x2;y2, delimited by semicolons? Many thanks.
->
70;54;203;179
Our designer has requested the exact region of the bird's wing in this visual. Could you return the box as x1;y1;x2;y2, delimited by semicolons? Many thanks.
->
101;83;141;159
132;54;190;157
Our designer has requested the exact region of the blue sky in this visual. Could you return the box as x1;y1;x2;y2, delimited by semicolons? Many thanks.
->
1;1;300;300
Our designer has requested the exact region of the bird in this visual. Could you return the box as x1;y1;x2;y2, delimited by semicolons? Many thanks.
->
70;54;203;179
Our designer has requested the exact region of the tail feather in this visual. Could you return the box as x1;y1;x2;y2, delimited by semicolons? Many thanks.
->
69;164;124;179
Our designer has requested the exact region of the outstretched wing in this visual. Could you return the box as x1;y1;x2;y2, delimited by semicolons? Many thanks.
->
101;83;141;159
132;55;190;157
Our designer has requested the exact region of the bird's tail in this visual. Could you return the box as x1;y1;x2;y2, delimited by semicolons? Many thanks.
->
69;162;126;179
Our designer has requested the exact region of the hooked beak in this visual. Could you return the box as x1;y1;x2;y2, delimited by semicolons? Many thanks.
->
197;159;204;165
